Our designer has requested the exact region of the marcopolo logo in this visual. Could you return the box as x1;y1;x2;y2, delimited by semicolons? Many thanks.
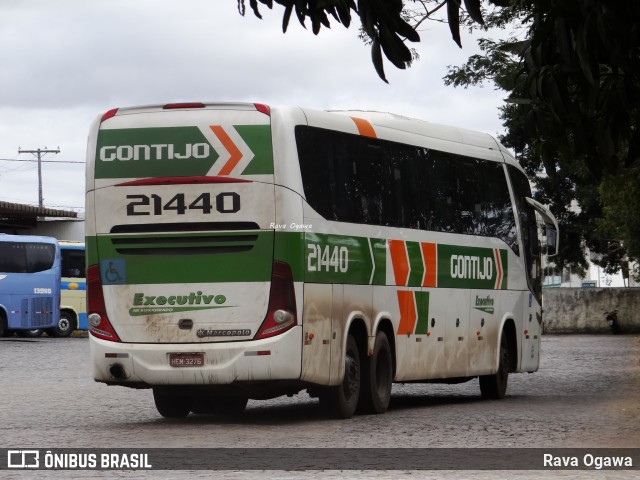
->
474;295;495;314
129;291;229;316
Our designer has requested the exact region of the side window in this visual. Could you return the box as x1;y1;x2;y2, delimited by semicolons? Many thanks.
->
294;126;335;221
296;125;518;251
459;160;518;251
296;126;402;227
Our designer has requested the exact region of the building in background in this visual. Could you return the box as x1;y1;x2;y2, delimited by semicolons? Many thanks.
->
0;201;82;241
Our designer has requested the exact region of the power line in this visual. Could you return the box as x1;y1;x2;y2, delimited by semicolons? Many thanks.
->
0;157;84;164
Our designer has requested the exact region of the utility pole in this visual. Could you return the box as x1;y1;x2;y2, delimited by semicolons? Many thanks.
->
18;147;60;208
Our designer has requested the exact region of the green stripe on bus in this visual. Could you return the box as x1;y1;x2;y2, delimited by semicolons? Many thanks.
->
406;241;424;287
414;291;430;335
370;238;387;286
304;233;372;285
236;125;274;175
86;236;98;266
89;230;510;290
499;248;509;289
93;231;273;284
274;231;305;281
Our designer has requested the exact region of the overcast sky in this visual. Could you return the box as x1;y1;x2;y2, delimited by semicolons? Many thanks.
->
0;0;506;213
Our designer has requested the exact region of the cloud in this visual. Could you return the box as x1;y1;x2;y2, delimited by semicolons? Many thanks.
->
0;0;506;209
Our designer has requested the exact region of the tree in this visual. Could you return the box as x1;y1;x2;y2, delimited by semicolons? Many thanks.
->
239;0;640;278
237;0;507;82
444;1;640;278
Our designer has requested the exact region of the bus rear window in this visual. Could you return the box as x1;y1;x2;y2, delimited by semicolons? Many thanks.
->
0;242;56;273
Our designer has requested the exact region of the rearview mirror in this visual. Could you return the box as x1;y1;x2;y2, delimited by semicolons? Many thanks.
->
525;197;559;257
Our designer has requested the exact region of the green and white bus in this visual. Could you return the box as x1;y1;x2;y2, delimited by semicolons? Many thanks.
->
85;102;558;418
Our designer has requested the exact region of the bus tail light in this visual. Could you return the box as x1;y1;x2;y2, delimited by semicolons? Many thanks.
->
87;264;121;342
254;103;270;116
163;102;205;109
254;261;297;340
100;108;118;123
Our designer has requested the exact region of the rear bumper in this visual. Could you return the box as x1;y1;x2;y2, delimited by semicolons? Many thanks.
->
90;326;302;387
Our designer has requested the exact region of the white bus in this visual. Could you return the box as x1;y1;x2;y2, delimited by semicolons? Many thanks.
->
85;102;558;418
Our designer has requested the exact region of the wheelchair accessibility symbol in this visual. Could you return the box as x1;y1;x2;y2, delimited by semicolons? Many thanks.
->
101;259;126;285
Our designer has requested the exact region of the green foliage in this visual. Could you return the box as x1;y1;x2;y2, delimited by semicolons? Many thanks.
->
524;0;640;179
445;0;640;276
598;169;640;271
238;0;640;277
238;0;505;82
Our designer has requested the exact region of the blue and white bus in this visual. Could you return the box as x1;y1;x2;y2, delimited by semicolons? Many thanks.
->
0;234;61;336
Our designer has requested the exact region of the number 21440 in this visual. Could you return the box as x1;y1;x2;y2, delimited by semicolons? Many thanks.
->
307;244;349;273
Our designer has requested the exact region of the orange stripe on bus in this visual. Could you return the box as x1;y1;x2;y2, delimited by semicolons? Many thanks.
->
396;290;417;335
494;248;503;289
210;125;243;175
389;239;409;286
420;242;437;287
350;117;377;138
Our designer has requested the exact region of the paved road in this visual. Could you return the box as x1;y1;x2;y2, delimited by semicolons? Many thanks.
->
1;334;638;478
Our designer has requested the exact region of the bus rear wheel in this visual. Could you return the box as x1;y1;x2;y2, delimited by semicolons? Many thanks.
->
319;334;360;419
153;389;193;418
192;396;249;415
480;332;509;399
48;311;76;338
17;329;43;338
358;331;393;414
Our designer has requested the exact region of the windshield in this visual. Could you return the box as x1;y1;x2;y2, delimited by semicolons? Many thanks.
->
508;166;542;302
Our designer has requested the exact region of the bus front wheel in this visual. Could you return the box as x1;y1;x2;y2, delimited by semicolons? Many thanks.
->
479;332;509;399
319;334;361;419
358;331;393;414
153;389;193;418
48;311;76;338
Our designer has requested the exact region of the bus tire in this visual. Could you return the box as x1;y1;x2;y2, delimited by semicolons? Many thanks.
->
17;329;43;338
358;331;393;414
48;311;76;338
153;388;193;418
192;396;248;415
480;332;509;399
319;334;360;419
0;312;7;337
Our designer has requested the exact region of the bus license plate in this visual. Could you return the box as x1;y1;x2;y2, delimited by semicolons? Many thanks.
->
168;353;204;367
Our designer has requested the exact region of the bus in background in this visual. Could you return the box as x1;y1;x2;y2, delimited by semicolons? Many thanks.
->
0;234;60;336
86;103;558;419
58;241;87;336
